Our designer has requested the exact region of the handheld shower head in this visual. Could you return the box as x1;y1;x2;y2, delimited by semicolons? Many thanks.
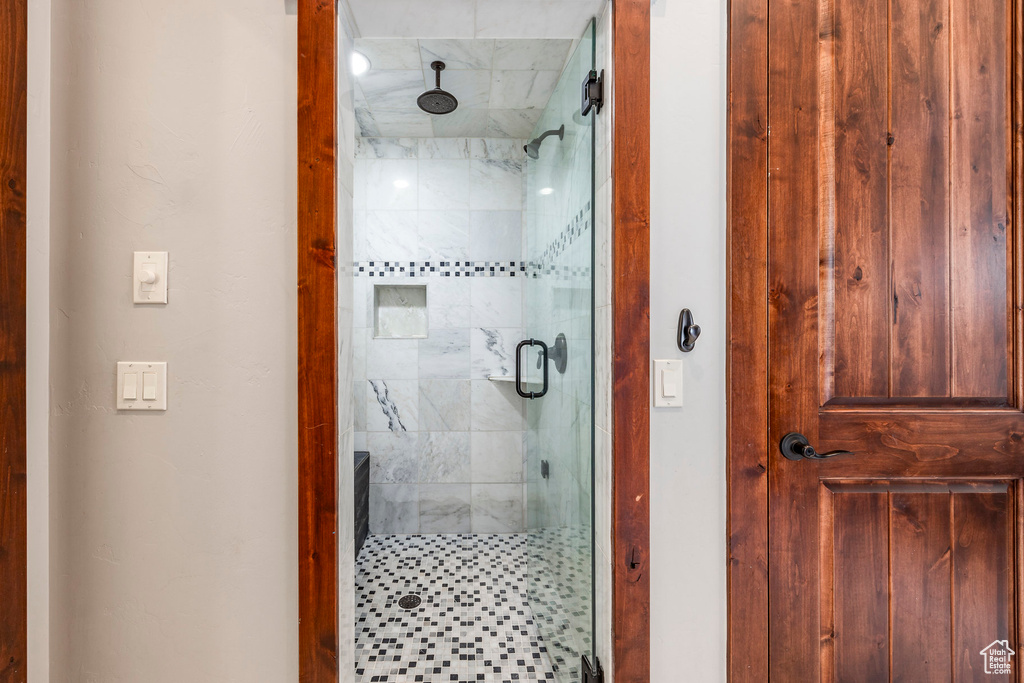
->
524;125;565;159
418;61;459;115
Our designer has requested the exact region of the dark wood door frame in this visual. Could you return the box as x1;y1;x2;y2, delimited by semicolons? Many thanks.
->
610;1;652;681
297;0;338;681
295;1;651;681
726;0;770;679
0;0;28;679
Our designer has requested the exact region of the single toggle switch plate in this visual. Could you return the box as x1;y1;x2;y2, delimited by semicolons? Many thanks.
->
134;251;168;304
654;359;683;408
117;362;167;410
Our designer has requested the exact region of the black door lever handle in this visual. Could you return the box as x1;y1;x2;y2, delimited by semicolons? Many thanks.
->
780;432;854;461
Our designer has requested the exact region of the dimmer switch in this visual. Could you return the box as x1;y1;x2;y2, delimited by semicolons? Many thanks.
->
134;252;168;304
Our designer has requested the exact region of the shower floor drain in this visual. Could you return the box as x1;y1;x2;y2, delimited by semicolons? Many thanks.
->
398;594;421;610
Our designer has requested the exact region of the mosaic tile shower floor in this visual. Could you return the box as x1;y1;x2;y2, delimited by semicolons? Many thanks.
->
355;534;558;683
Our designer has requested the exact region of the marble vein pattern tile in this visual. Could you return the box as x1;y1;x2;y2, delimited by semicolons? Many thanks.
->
368;484;419;534
418;432;472;483
418;379;472;432
419;39;496;70
419;328;472;379
471;483;525;532
471;327;521;379
418;210;470;261
367;432;419;484
470;158;525;210
368;379;419;432
418;484;473;533
493;39;572;71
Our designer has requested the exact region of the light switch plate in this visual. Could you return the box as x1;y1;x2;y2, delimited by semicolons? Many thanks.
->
117;362;167;411
134;251;168;304
654;359;683;408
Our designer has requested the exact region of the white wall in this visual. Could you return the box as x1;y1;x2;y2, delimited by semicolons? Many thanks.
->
27;0;51;677
650;0;727;679
48;1;301;679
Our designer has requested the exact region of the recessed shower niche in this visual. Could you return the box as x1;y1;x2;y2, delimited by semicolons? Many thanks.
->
373;284;428;339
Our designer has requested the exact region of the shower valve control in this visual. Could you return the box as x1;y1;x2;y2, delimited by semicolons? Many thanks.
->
134;251;168;304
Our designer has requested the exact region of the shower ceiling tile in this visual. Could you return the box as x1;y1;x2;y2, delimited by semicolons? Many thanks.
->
492;39;573;71
347;0;605;39
485;109;541;139
372;110;435;137
474;0;606;38
359;70;427;109
347;0;477;39
489;70;561;109
431;108;490;138
351;34;578;137
355;38;423;70
419;39;496;70
420;68;493;109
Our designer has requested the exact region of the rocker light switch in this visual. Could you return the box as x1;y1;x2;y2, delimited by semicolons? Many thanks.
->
654;359;683;408
117;362;167;410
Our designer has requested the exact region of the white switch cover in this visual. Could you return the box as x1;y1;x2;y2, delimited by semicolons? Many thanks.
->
654;359;683;408
117;362;167;410
134;251;168;304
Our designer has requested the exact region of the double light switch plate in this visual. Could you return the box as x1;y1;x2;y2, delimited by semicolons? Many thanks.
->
117;362;167;411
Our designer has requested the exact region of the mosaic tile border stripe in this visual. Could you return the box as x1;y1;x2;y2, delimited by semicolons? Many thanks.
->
354;261;527;277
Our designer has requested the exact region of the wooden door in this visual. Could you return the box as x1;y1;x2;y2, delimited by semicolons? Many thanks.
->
767;0;1024;678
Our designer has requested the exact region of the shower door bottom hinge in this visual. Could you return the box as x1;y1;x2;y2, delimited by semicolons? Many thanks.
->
582;655;604;683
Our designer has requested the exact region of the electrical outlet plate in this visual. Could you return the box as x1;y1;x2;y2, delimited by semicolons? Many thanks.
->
117;361;167;411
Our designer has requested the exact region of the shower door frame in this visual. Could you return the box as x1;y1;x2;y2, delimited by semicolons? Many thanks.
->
294;1;652;682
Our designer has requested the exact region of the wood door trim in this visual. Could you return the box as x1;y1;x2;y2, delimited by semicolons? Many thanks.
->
297;2;653;680
726;0;770;678
297;0;338;681
610;1;651;680
0;0;28;678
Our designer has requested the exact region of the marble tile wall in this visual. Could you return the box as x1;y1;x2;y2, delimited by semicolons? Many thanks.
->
338;8;359;683
353;136;528;534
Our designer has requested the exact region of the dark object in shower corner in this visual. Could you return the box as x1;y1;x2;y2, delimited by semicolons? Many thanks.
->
541;460;550;479
354;450;370;558
524;124;565;159
582;655;604;683
418;61;459;115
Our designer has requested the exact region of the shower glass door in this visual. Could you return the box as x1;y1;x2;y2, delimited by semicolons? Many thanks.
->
522;20;596;682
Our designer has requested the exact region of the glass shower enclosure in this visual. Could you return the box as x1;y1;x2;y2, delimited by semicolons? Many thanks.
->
518;21;596;682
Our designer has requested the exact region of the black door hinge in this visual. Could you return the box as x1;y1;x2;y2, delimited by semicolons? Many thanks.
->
582;69;604;116
582;655;604;683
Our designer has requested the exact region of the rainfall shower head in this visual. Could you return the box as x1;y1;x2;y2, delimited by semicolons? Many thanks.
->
524;125;565;159
418;61;459;115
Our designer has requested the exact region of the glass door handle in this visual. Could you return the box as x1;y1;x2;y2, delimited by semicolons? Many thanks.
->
516;339;549;399
779;432;854;461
